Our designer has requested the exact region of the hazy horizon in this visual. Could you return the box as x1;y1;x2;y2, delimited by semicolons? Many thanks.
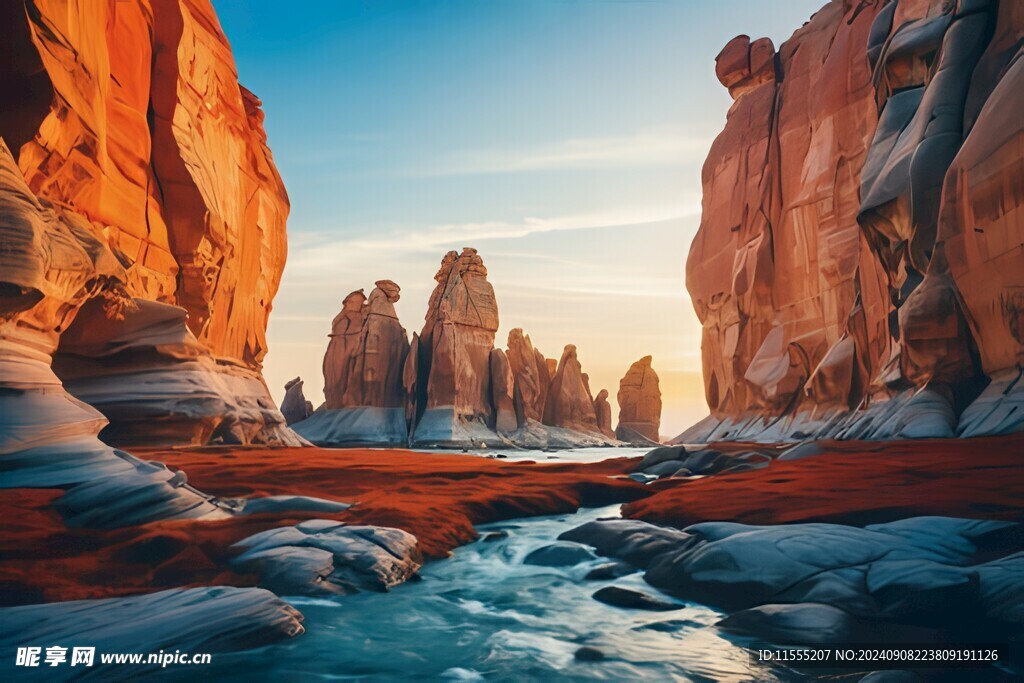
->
214;0;825;436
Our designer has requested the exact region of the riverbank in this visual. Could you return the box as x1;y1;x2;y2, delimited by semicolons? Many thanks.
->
0;448;647;605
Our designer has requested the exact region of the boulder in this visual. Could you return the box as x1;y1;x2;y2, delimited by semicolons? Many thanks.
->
0;587;303;657
523;542;598;567
232;522;422;596
592;586;680;612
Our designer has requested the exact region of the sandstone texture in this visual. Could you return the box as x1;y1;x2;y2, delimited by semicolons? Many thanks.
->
684;0;1024;442
323;281;409;410
1;0;298;447
594;389;615;440
393;249;619;448
615;356;662;444
543;345;601;436
294;281;410;446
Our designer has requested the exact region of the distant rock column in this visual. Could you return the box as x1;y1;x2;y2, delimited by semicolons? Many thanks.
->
418;248;500;422
616;356;662;443
594;389;615;439
489;349;517;434
323;280;409;410
506;328;546;426
543;345;600;434
281;377;314;425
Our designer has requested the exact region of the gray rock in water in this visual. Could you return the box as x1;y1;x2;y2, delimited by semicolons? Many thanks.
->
0;587;302;661
569;515;1024;653
584;560;636;581
559;519;696;569
718;603;867;644
592;586;680;611
574;646;605;662
523;542;597;567
232;522;422;596
645;516;1019;613
641;460;687;477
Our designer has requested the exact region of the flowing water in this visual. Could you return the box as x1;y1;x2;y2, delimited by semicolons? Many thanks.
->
199;448;811;681
209;501;798;682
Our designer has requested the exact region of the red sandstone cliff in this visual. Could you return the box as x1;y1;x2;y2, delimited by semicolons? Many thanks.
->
1;0;298;446
683;0;1024;442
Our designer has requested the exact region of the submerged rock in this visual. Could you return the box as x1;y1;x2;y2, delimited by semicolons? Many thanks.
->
574;646;605;662
592;586;680;612
523;542;598;567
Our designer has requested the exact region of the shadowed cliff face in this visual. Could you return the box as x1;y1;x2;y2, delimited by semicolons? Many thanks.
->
685;0;1024;442
1;0;298;446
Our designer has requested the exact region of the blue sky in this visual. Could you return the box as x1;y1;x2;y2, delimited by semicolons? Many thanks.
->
213;0;825;436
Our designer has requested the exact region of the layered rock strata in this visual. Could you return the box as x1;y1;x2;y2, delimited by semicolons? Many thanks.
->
1;0;298;446
684;0;1024;442
615;356;662;444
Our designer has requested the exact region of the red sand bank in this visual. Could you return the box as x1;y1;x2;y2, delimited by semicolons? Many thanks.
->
0;449;645;605
625;434;1024;527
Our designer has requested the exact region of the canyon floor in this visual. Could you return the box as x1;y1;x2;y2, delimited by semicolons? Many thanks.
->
2;438;1022;679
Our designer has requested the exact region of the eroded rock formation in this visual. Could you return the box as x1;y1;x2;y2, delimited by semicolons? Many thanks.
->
410;248;501;445
615;356;662;444
281;378;314;426
1;0;298;447
594;389;615;440
322;281;409;410
489;349;517;434
0;139;231;523
544;345;601;436
506;328;548;425
683;0;1024;442
291;281;410;447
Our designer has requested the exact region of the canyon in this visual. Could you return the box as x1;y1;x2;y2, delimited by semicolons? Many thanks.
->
1;0;1022;678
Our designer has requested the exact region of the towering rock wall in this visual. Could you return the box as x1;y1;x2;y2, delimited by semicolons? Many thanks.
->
1;0;298;446
683;0;1024;442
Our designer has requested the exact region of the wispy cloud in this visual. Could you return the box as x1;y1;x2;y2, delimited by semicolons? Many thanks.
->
286;199;700;276
419;124;710;176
